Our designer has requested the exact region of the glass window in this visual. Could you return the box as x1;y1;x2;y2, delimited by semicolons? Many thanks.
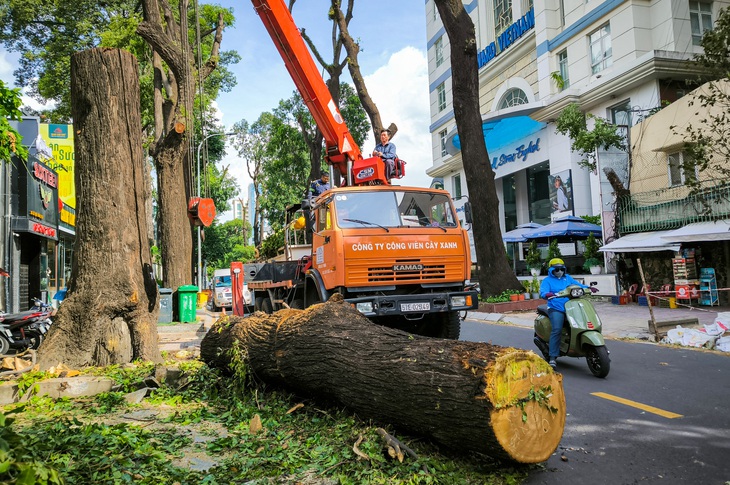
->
453;174;462;198
667;151;697;186
433;2;438;21
495;0;513;36
527;162;551;225
558;50;570;89
690;1;713;46
334;191;458;229
439;129;448;157
559;0;565;27
589;24;612;74
437;83;446;112
215;275;232;287
610;100;631;126
502;174;517;232
435;36;444;67
498;88;529;109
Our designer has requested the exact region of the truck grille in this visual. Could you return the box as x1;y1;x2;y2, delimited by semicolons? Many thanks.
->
346;257;464;285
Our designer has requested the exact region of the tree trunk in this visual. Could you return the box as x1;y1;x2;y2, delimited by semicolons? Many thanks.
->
39;48;162;370
434;0;521;296
201;296;565;463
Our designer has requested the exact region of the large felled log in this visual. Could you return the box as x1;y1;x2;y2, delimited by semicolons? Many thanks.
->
201;295;565;463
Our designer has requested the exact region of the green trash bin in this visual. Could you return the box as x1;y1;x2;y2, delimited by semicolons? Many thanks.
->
177;285;199;323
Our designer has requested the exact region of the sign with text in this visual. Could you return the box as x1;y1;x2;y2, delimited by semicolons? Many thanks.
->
40;123;75;211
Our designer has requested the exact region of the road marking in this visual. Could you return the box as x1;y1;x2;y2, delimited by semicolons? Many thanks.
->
591;392;683;419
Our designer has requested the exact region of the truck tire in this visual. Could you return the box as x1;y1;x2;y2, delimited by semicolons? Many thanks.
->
261;298;274;314
435;311;461;340
290;298;305;310
254;296;265;312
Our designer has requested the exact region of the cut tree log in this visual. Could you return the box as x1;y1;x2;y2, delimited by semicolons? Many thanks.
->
201;294;565;463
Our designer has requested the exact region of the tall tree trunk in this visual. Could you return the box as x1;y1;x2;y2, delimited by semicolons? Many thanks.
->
39;48;162;370
201;296;565;463
434;0;521;295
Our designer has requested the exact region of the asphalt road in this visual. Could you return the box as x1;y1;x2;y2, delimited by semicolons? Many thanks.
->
461;319;730;485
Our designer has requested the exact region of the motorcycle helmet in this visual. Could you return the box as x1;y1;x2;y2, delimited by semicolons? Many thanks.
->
549;258;566;277
548;258;565;268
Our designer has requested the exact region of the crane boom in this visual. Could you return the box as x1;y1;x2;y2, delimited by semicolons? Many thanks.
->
251;0;362;174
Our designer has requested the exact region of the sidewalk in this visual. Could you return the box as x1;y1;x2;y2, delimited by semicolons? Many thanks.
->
468;299;730;340
156;308;219;353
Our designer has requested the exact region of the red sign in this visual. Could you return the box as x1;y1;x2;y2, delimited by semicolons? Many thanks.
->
33;162;58;188
32;223;57;238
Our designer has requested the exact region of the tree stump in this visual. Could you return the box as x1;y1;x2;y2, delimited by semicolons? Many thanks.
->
201;295;565;463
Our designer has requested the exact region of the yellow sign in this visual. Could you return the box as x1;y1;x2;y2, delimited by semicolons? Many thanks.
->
40;124;75;209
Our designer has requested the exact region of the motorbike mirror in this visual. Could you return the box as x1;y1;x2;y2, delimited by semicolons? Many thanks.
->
464;202;473;224
590;281;598;286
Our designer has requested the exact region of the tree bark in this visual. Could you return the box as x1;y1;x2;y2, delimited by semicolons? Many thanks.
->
434;1;521;296
39;48;162;370
201;295;565;463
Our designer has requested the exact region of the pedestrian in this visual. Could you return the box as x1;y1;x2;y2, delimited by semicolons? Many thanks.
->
539;258;598;368
310;172;331;197
372;129;397;178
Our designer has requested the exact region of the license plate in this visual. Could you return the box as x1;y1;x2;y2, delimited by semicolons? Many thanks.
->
401;302;430;312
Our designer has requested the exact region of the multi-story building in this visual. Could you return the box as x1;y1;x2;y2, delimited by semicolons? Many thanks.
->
425;0;730;293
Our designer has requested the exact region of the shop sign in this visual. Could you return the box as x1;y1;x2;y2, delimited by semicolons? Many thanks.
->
478;8;535;70
491;138;541;171
11;155;59;241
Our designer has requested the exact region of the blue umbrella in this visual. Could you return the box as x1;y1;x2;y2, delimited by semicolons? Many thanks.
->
523;215;602;240
502;222;544;243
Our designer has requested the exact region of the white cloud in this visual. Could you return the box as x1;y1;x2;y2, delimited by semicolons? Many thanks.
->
0;51;14;83
362;46;433;189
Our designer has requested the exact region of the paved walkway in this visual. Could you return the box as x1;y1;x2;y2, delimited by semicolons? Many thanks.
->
469;299;730;340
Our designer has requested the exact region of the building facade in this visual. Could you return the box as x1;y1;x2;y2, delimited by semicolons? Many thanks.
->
424;0;728;275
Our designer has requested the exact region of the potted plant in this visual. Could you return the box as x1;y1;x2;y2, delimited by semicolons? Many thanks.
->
582;233;603;275
525;241;542;276
531;276;541;300
547;239;562;262
522;280;531;299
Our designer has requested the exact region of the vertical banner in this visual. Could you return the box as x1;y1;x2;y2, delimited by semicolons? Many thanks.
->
549;169;573;216
40;124;75;209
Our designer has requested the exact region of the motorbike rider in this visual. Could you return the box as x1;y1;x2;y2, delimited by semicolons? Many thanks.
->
540;258;598;368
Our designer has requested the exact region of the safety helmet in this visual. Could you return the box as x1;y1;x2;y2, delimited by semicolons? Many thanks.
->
548;258;565;268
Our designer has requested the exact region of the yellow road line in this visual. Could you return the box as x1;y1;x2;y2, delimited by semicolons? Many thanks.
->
591;392;683;419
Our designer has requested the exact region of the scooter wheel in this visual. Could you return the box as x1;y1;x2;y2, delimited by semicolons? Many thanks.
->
0;335;9;356
28;331;44;351
585;345;610;378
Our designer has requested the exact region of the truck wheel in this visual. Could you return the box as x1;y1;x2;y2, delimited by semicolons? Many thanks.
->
290;299;304;310
254;296;265;312
435;311;461;340
261;298;274;314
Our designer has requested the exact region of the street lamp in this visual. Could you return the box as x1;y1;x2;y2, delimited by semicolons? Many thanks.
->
196;131;234;289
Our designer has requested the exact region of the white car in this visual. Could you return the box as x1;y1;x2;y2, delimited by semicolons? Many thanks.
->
209;269;252;311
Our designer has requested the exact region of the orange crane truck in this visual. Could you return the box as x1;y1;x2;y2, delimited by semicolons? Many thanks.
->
231;0;478;338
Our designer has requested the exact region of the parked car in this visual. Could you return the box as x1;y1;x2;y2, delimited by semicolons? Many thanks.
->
208;268;251;312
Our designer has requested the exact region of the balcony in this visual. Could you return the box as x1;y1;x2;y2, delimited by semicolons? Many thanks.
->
617;180;730;234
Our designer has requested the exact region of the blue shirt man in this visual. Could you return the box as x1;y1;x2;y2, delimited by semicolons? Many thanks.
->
539;258;595;368
372;129;397;178
310;172;330;197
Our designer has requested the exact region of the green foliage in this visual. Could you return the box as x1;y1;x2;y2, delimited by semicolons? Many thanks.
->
260;227;286;260
0;80;28;163
579;214;601;225
206;162;240;214
525;241;541;270
550;71;565;91
0;361;528;484
483;289;523;303
547;240;562;261
582;233;603;271
554;103;625;172
202;219;256;270
531;276;540;293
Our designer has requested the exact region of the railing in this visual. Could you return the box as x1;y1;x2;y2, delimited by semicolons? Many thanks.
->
617;180;730;234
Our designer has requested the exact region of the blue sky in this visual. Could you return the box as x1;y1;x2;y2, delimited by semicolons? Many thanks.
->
0;0;435;204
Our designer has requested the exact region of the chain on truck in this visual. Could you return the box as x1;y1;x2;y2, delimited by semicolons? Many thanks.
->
229;0;478;339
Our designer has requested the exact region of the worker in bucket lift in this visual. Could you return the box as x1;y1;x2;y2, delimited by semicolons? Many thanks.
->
310;172;331;197
372;129;397;179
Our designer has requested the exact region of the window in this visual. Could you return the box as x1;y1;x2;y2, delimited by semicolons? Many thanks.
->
435;36;444;67
690;1;713;46
610;101;631;127
589;24;612;74
498;88;529;109
667;151;697;187
558;50;570;89
439;129;448;157
433;2;438;21
453;174;462;198
494;0;513;36
437;83;446;112
559;0;565;27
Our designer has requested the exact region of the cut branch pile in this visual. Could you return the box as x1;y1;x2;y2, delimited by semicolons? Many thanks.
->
201;295;565;463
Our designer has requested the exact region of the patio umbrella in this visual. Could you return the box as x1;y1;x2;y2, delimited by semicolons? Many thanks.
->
523;215;602;241
502;222;544;243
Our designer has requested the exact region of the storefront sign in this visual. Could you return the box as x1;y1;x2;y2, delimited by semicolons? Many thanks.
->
491;138;541;170
40;123;75;211
11;155;59;241
478;8;535;70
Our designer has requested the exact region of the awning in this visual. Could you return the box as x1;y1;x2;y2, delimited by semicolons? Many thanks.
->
599;230;681;253
660;220;730;242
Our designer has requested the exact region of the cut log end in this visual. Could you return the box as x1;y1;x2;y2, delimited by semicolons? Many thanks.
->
485;350;565;463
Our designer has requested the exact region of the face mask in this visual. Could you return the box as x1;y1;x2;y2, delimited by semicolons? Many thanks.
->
553;270;565;278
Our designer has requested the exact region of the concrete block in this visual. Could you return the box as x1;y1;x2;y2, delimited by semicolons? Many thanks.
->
0;376;115;405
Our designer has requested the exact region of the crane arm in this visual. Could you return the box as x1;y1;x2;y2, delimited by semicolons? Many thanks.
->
251;0;362;171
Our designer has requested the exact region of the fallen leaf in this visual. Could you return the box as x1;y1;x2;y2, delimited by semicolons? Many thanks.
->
249;414;262;434
286;403;304;414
